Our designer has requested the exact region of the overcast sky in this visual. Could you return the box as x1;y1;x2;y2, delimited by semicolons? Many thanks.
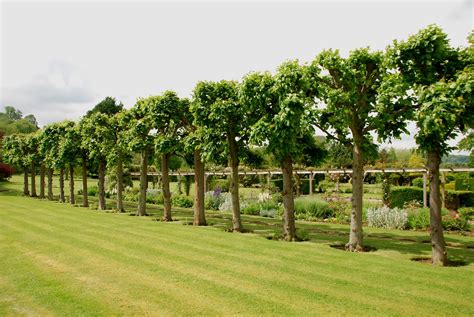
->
1;0;472;150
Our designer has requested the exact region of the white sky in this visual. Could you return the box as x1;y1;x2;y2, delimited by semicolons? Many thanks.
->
1;0;473;150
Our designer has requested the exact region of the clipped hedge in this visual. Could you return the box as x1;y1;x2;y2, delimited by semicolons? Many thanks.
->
455;178;474;191
388;187;423;208
445;191;474;210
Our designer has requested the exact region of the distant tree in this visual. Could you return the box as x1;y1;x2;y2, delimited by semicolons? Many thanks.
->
86;97;124;117
4;106;22;121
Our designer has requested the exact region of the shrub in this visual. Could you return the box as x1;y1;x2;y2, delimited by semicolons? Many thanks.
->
241;202;260;215
294;198;334;220
171;195;193;208
218;193;233;212
327;200;351;223
88;186;98;197
388;187;423;208
445;190;474;210
207;178;230;192
367;206;407;229
317;180;335;193
205;191;225;210
455;178;474;191
412;177;424;188
259;209;277;218
295;228;310;241
442;215;470;231
459;207;474;220
0;163;14;180
406;208;430;230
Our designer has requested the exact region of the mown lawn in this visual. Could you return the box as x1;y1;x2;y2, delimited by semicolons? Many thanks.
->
0;178;473;316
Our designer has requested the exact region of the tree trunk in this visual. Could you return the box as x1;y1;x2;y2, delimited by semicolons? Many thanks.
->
137;149;148;216
39;163;45;199
59;168;65;202
162;153;172;221
281;154;295;241
185;175;191;196
193;150;206;226
440;172;446;209
98;160;106;210
69;165;75;205
427;149;448;266
47;168;53;200
228;132;243;232
30;161;37;197
347;138;364;251
82;157;89;207
116;156;124;212
177;175;183;195
23;167;29;196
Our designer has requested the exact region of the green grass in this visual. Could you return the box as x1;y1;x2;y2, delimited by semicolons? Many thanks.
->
1;177;473;316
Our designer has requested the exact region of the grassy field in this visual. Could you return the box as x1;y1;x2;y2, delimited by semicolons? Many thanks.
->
1;177;473;316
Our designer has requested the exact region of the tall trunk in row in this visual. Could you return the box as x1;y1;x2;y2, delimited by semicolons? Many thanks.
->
98;160;106;210
162;153;172;221
23;167;29;196
427;149;448;266
30;161;37;197
59;168;65;202
347;135;364;251
82;157;89;207
47;168;53;200
69;165;75;205
116;156;124;212
193;150;206;226
137;149;148;216
39;163;45;199
184;175;191;196
281;154;295;241
227;131;243;232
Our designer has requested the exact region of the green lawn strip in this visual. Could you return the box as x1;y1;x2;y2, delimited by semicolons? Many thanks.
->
2;198;473;315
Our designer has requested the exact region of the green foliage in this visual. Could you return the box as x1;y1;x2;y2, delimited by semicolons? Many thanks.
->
412;177;424;188
207;178;230;192
388;187;424;208
0;106;38;136
406;208;431;230
2;134;29;167
459;207;474;220
85;97;123;117
442;215;470;231
294;197;333;220
171;195;193;208
455;178;474;191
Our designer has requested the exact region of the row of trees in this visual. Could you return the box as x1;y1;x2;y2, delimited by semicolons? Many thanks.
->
2;25;472;266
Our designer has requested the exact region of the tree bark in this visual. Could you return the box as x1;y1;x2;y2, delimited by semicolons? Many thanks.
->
82;157;89;207
193;150;206;226
137;149;148;216
39;163;45;199
98;160;106;210
59;168;65;202
228;132;243;232
30;161;37;197
47;168;53;200
184;175;191;196
116;156;124;212
427;149;448;266
23;167;29;196
162;153;172;221
69;165;75;205
282;154;296;241
347;137;364;251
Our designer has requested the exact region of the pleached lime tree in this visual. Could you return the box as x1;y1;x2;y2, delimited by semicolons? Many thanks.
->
310;48;412;251
80;114;111;210
192;80;251;232
2;134;30;195
108;111;131;212
390;25;473;265
240;61;321;241
123;98;156;216
25;133;41;197
148;91;189;221
58;121;82;205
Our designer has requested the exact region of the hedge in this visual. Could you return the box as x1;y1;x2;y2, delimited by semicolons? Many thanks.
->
455;178;474;191
388;187;424;208
445;190;474;210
